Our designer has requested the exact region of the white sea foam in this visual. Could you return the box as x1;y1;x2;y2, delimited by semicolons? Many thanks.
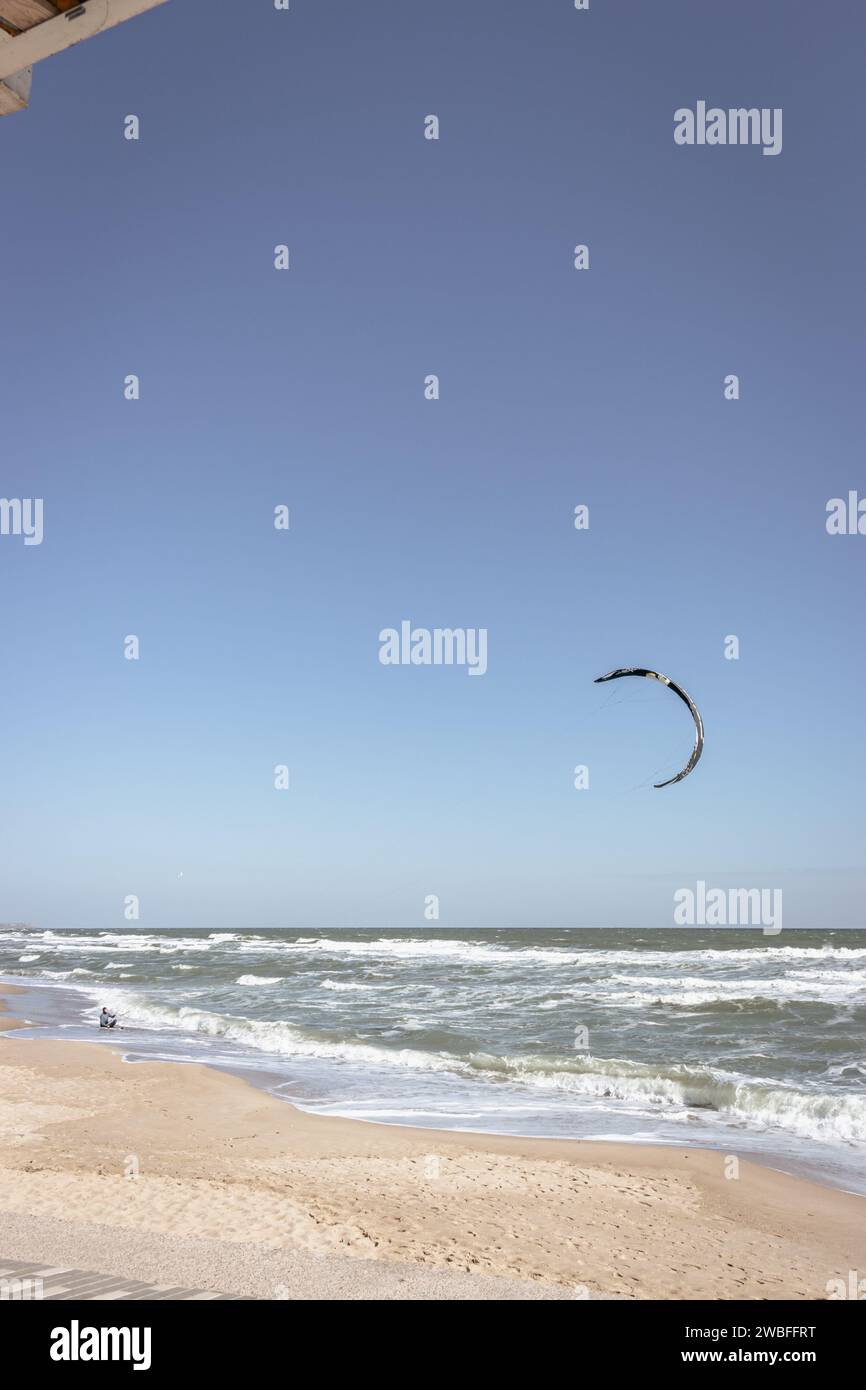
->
235;975;283;986
580;972;866;1007
470;1054;866;1146
101;992;866;1149
39;968;94;979
8;929;866;971
214;936;866;970
109;995;460;1073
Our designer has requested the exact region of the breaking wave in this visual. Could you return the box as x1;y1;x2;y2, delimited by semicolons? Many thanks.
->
103;993;866;1148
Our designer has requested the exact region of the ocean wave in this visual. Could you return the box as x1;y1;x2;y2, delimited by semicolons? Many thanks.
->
29;932;221;955
783;968;866;982
264;937;567;965
592;979;864;1008
101;992;866;1148
320;979;373;992
108;995;461;1073
6;930;866;972
235;975;283;986
469;1054;866;1146
38;968;95;979
208;936;866;970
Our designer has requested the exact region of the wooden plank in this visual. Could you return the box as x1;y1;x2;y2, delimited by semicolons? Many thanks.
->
0;2;58;32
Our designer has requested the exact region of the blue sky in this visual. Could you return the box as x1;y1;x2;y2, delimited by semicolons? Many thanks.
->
1;0;864;930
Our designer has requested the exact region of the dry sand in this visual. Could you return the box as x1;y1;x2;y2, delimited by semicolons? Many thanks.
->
0;986;863;1299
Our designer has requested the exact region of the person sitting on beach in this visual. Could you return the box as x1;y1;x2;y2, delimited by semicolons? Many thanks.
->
99;1007;118;1029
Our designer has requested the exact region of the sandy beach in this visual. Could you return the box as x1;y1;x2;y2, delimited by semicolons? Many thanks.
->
0;986;863;1300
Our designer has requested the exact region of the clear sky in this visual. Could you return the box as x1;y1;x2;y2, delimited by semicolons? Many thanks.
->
2;0;864;930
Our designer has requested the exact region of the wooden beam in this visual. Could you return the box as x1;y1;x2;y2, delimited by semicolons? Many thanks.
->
0;2;58;33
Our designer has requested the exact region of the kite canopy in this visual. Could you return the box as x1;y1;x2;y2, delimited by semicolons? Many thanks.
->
593;667;704;788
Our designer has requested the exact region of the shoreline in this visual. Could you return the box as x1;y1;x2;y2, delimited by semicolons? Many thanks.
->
3;970;860;1200
1;983;864;1299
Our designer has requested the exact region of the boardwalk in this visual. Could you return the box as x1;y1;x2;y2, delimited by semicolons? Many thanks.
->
0;1256;241;1301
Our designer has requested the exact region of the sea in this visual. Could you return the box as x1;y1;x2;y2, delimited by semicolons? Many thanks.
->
2;925;865;1194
